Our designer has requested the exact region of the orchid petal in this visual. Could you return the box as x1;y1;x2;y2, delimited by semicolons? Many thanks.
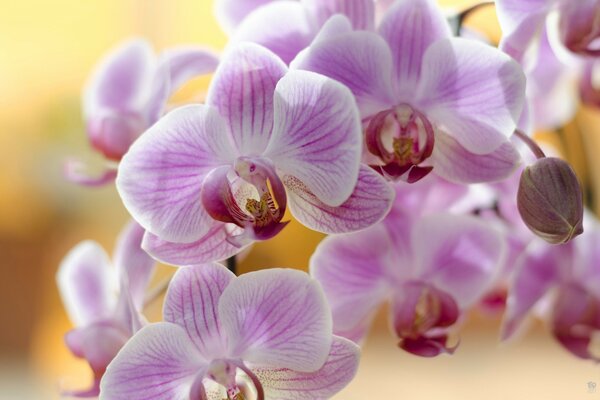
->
253;336;360;400
431;131;521;184
302;0;375;30
57;241;116;327
310;224;393;342
113;220;156;309
412;214;505;308
416;38;526;154
230;2;315;65
266;70;362;206
291;27;395;115
83;38;155;117
116;105;234;243
207;43;287;155
160;46;220;94
142;225;247;266
163;264;234;360
63;159;117;187
214;0;276;34
502;241;566;340
284;165;394;234
219;268;332;372
378;0;451;94
496;0;552;63
100;323;205;400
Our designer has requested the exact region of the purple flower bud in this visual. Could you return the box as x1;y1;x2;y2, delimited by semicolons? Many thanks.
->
517;157;584;244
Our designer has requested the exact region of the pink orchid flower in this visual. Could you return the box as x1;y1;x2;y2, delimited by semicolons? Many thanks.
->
310;212;505;357
66;38;219;186
292;0;525;184
215;0;374;63
99;263;359;399
502;215;600;361
56;221;156;397
116;43;393;266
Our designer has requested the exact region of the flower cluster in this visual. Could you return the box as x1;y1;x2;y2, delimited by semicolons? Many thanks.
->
57;0;599;399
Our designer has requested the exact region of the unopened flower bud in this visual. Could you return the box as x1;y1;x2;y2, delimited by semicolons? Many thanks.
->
517;157;584;244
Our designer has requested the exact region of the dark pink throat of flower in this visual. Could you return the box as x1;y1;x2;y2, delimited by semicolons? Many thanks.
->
366;105;435;183
563;10;600;56
201;157;289;245
194;359;264;400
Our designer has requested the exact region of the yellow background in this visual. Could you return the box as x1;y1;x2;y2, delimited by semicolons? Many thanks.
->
2;0;600;398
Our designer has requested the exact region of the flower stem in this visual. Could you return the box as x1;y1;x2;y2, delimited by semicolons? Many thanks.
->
226;255;237;275
144;276;172;309
452;1;495;35
513;129;546;159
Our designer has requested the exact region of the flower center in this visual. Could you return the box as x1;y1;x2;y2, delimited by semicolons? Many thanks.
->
201;157;289;245
197;360;264;400
366;104;435;183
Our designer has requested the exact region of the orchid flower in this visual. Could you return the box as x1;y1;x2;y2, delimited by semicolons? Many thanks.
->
65;38;219;186
99;263;360;399
215;0;374;64
581;60;600;108
116;42;394;266
292;0;525;184
310;212;505;357
56;221;156;397
502;214;600;361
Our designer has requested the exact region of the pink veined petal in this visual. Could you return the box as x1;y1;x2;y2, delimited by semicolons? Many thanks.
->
214;0;278;34
207;43;287;155
412;214;505;308
57;241;117;327
113;220;156;310
63;159;118;187
430;131;522;184
99;323;206;400
252;336;360;400
496;0;554;64
163;264;235;360
309;223;394;342
230;2;316;65
219;268;333;372
502;241;568;340
283;165;394;234
142;225;247;266
265;70;362;206
291;24;396;116
416;38;526;154
302;0;375;30
378;0;451;95
83;38;156;117
116;105;235;244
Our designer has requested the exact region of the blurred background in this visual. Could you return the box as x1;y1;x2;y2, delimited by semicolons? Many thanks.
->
2;0;600;399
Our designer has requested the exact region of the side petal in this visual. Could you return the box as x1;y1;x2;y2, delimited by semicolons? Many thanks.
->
253;336;360;400
57;241;117;327
291;26;396;115
309;224;393;342
99;323;205;400
142;225;247;266
502;240;567;340
83;38;156;116
163;264;235;360
412;214;505;308
214;0;277;34
430;131;522;184
416;38;526;154
219;268;332;372
378;0;451;94
207;43;287;155
116;105;234;243
284;165;394;234
266;70;362;206
63;159;117;187
113;220;156;310
160;46;220;95
229;2;316;65
302;0;375;30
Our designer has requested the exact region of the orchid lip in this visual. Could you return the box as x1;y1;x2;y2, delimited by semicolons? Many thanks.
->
198;359;264;400
201;158;289;243
366;105;435;183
